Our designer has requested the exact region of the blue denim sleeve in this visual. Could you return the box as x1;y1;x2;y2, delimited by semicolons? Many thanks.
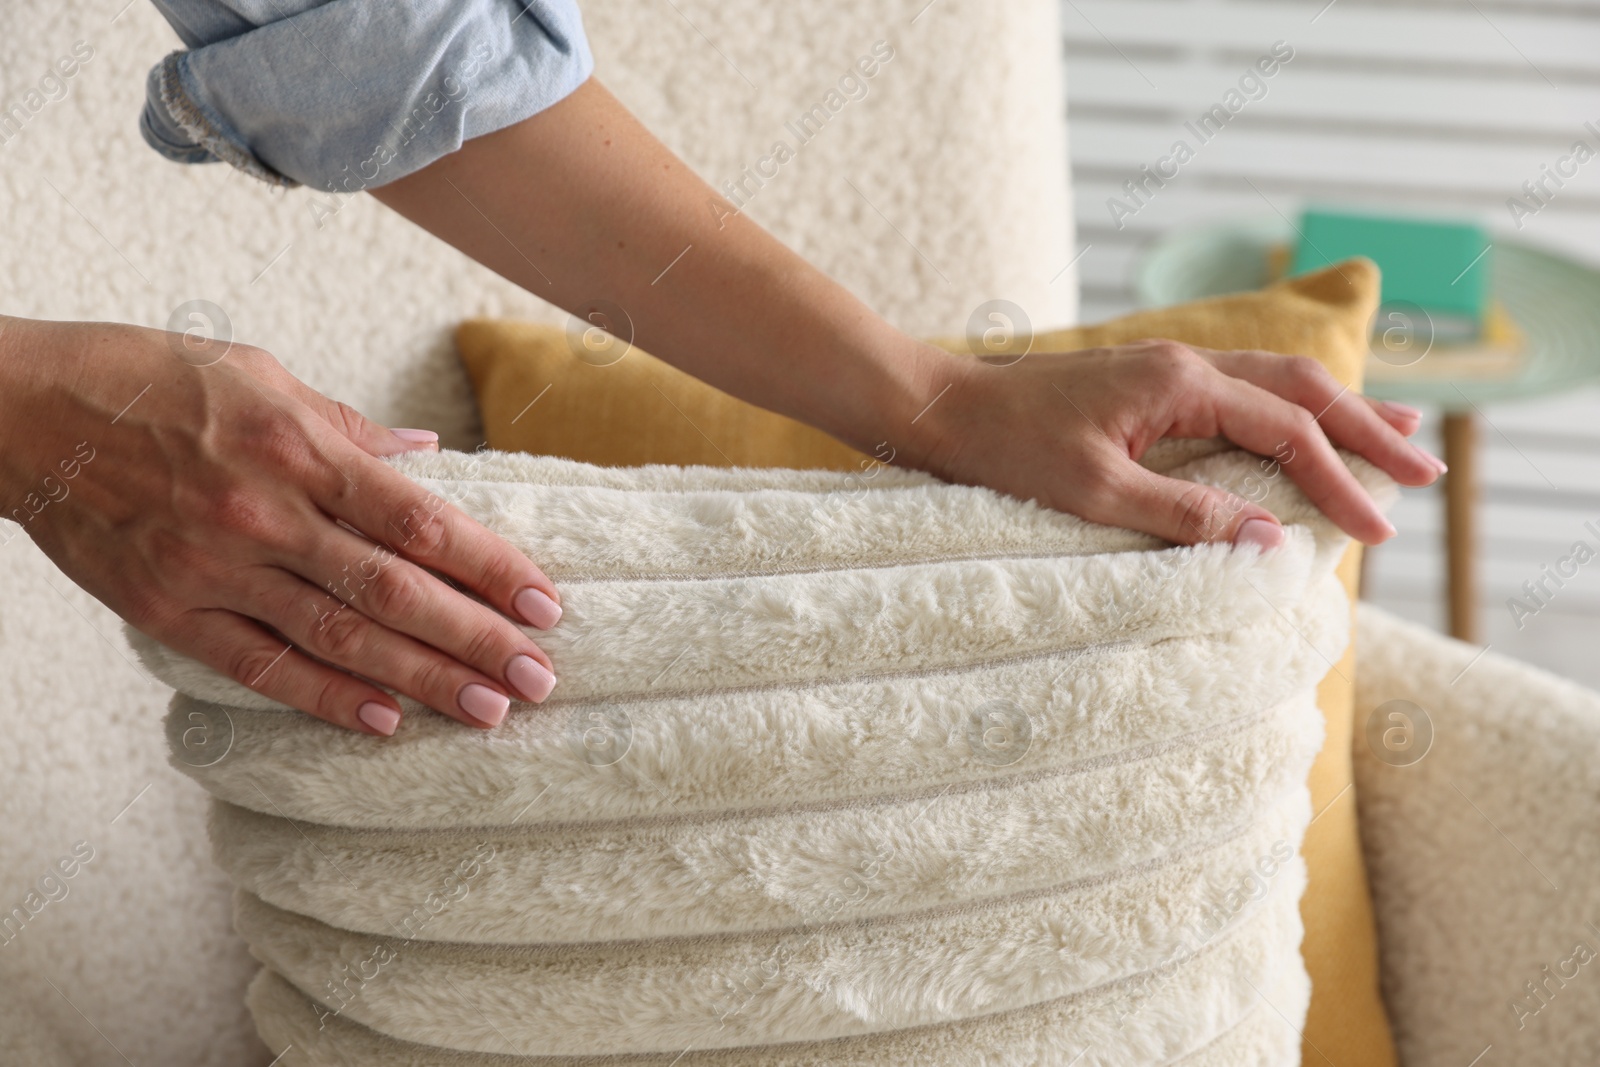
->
139;0;593;190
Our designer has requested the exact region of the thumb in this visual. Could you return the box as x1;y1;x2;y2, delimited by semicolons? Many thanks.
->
1090;460;1285;549
297;387;439;457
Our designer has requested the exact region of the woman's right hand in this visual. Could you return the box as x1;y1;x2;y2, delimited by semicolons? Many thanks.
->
0;315;561;735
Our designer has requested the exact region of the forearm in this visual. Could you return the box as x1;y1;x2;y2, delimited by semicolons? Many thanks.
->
0;315;103;504
369;78;961;459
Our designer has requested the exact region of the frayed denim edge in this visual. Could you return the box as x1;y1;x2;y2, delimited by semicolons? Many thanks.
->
156;51;299;189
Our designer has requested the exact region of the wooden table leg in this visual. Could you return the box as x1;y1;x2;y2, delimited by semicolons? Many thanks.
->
1442;412;1479;643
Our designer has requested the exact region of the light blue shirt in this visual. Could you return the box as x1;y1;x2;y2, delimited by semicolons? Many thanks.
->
140;0;593;189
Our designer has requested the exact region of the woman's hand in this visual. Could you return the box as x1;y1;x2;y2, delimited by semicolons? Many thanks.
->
910;338;1442;548
0;316;561;735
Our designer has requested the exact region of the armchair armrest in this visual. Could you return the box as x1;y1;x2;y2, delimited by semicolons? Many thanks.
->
1354;603;1600;1066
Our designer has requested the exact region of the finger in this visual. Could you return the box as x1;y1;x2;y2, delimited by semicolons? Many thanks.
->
1370;398;1426;437
156;609;404;736
1075;451;1286;548
1204;376;1396;545
234;346;440;458
242;567;532;728
302;522;557;703
1196;349;1440;481
283;376;442;458
297;434;563;630
1304;391;1439;486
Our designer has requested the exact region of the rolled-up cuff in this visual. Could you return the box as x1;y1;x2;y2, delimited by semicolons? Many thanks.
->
139;0;593;191
142;52;292;184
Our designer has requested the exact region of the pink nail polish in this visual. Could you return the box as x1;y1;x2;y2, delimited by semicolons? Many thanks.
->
514;587;563;629
391;428;439;448
1383;401;1424;420
1234;518;1285;551
507;654;557;703
357;702;401;736
458;684;509;726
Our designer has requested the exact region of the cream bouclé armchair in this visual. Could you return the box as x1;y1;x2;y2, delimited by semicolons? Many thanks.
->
0;2;1595;1065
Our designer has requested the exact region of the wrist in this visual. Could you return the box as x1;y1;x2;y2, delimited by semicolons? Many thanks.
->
887;339;976;475
0;316;81;505
815;324;970;472
867;333;980;479
0;316;25;499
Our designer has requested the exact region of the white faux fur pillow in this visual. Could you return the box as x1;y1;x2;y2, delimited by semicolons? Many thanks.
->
131;442;1384;1066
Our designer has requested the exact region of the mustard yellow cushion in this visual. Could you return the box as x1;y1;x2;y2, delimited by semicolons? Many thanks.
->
456;260;1397;1067
457;319;869;471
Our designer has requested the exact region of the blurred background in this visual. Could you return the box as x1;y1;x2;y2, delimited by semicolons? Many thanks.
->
1061;0;1600;686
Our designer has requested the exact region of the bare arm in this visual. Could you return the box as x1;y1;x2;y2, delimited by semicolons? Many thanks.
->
373;78;1442;548
370;79;936;462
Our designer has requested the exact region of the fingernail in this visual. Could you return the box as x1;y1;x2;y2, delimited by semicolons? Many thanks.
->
1234;518;1285;551
507;654;557;703
514;587;563;629
458;683;509;726
357;701;401;736
391;428;439;449
1418;446;1448;474
1383;401;1424;420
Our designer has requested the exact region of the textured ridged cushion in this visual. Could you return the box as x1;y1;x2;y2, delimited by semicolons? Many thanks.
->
131;440;1388;1065
456;261;1399;1067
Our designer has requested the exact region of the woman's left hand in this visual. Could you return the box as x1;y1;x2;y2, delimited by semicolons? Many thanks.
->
908;338;1441;549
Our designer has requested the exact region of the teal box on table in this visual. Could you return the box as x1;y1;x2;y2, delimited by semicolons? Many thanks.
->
1290;207;1491;341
